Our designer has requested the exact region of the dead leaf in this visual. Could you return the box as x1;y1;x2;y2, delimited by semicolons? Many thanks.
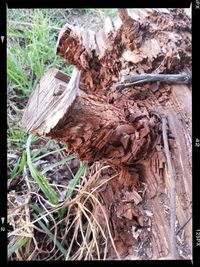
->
124;190;142;205
116;203;133;220
123;208;133;220
92;205;108;228
114;239;128;257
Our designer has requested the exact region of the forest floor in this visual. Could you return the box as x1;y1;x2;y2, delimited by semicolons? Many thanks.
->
7;8;191;261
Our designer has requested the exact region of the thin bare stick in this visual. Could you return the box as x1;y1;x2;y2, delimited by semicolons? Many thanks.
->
175;215;192;235
162;116;177;259
116;74;192;91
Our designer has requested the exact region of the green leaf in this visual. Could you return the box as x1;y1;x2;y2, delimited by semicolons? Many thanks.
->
8;237;29;257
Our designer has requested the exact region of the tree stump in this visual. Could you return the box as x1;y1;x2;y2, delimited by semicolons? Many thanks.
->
22;8;192;260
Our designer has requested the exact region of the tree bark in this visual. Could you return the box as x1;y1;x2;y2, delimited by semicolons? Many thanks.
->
22;8;192;260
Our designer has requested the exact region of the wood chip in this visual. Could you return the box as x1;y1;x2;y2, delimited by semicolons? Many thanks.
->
125;190;142;205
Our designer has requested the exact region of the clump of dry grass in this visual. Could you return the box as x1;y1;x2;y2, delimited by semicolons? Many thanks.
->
8;161;120;260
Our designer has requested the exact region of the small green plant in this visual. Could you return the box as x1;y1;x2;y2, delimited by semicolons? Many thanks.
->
8;237;29;258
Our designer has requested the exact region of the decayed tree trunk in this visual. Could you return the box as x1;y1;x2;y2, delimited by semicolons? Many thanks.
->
22;8;192;260
22;67;158;166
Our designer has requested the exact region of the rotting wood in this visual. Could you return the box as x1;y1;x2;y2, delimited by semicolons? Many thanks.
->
22;68;160;166
22;8;192;260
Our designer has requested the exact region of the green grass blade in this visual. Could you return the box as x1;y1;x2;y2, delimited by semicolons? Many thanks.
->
31;204;44;214
60;161;87;218
41;155;76;175
32;147;66;162
11;150;27;179
32;205;68;259
8;237;29;258
10;157;21;179
26;135;59;205
66;161;87;200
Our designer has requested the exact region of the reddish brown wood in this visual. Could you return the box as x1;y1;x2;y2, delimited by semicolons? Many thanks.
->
22;8;192;260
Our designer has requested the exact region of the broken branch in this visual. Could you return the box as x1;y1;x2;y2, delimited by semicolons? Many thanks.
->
116;74;192;91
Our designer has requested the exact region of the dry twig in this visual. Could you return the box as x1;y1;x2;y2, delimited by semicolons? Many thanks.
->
162;115;177;259
116;74;192;91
